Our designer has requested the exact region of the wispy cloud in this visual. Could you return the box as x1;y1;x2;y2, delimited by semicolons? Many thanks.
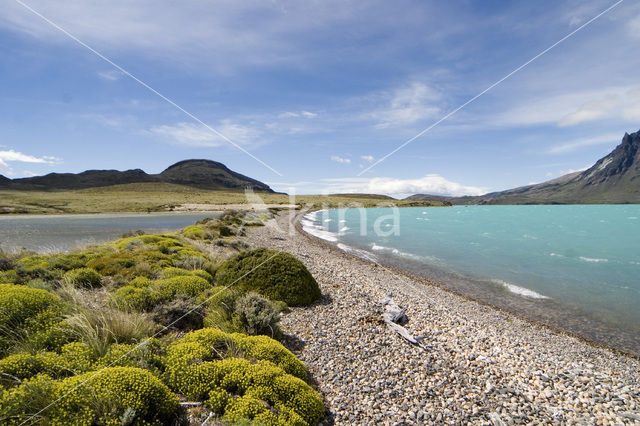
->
368;82;441;129
331;155;351;164
97;70;123;81
360;155;375;163
0;149;59;167
149;121;259;147
318;174;486;197
547;133;620;154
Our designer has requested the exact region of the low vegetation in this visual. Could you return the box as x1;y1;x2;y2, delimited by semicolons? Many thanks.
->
0;182;448;214
0;211;325;424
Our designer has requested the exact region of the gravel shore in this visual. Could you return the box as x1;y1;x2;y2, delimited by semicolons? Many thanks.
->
244;211;640;425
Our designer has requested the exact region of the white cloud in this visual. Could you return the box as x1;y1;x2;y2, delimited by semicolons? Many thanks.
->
331;155;351;164
547;133;620;154
360;155;375;163
369;82;441;129
319;174;486;197
278;111;317;119
558;95;620;127
559;166;590;175
97;70;123;81
494;86;640;128
628;15;640;37
149;121;258;147
0;150;59;167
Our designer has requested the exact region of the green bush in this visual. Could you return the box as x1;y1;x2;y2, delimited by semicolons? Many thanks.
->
164;328;305;381
0;284;66;355
0;270;19;284
233;292;281;338
112;285;157;311
215;248;321;306
163;330;322;425
62;267;102;288
112;275;212;314
181;225;205;239
161;267;213;283
0;352;69;386
154;275;212;300
0;374;60;425
94;339;165;374
50;367;182;424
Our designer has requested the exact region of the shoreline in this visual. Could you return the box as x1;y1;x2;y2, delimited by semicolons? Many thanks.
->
299;208;640;359
245;211;640;424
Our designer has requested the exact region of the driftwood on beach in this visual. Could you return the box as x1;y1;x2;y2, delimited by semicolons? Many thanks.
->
381;293;429;349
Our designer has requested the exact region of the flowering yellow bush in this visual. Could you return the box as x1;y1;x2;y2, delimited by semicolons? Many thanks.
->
162;328;323;425
0;284;67;355
50;367;180;425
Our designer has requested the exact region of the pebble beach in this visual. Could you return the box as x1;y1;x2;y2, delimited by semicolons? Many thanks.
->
245;211;640;425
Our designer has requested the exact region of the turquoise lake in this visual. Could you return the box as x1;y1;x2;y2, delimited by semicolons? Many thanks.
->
302;205;640;355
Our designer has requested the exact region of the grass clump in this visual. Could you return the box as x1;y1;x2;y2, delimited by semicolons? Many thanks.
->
65;307;157;358
215;248;321;306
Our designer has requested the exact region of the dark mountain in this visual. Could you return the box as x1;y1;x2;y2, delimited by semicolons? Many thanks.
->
407;129;640;205
1;159;274;192
158;159;272;191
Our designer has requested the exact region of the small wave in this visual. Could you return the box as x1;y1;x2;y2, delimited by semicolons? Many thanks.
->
339;219;346;223
550;252;565;258
301;218;338;242
523;234;537;240
493;279;549;299
422;211;427;215
337;243;378;262
324;218;332;223
339;226;349;232
371;244;386;251
628;217;638;220
579;256;608;263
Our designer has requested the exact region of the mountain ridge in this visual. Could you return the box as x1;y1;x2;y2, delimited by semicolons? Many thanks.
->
0;159;274;192
407;129;640;205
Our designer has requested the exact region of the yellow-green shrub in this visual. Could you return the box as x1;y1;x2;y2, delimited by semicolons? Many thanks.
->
0;284;66;354
0;270;19;284
62;267;102;288
215;248;321;306
181;225;205;239
0;352;68;385
94;339;164;374
164;328;306;381
154;275;212;300
163;342;322;426
50;367;181;425
161;267;213;283
0;374;59;425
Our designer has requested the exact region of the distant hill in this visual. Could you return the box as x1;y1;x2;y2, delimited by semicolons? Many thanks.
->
407;129;640;205
0;159;274;192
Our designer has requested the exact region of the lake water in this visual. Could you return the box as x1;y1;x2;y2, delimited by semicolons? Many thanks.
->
0;212;220;253
302;205;640;355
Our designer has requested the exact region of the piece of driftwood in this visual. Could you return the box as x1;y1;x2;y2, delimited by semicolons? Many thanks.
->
381;293;429;350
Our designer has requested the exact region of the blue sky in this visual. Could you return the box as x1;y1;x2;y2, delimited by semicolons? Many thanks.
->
1;0;639;197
